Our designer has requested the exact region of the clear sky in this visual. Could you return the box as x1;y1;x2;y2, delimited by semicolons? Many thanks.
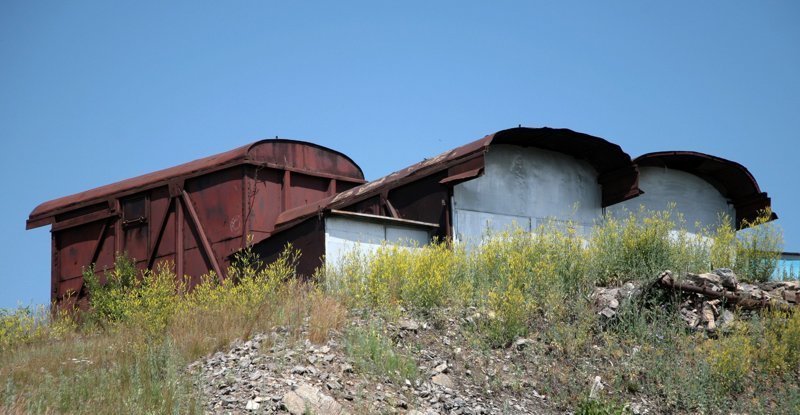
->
1;1;798;309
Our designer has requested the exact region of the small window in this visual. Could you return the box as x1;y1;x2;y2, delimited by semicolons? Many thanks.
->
122;196;148;227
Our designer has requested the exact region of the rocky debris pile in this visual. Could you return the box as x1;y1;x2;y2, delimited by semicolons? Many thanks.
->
591;282;641;319
191;316;553;414
658;269;800;309
592;268;800;333
658;269;800;333
191;329;353;414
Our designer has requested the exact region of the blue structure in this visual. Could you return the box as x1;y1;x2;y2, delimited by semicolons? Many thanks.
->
776;252;800;280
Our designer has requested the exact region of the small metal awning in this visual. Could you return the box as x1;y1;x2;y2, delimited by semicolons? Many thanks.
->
328;209;439;229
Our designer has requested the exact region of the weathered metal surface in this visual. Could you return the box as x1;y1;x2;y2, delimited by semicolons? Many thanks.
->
274;127;640;232
452;144;602;244
27;140;364;229
633;151;776;227
252;216;327;279
324;213;432;268
257;127;641;276
607;166;738;231
28;139;365;305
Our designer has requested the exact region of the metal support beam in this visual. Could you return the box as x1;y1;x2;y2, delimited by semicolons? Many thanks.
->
327;178;337;196
51;209;117;232
89;219;110;266
113;199;122;256
51;233;58;303
383;196;400;219
146;196;175;270
282;170;291;211
180;190;223;280
176;197;184;279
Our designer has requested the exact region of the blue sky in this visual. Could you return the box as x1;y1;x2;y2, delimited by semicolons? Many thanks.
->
1;1;798;308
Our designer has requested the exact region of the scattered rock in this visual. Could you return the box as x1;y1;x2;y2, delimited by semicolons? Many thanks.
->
513;338;533;350
431;373;455;389
592;283;642;319
283;383;347;415
589;376;603;400
714;268;739;290
432;362;448;374
399;318;421;332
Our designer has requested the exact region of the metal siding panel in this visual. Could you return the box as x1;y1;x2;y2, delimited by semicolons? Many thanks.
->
607;166;736;231
56;221;106;281
182;248;208;287
184;167;244;244
453;209;530;244
151;189;176;258
324;216;430;267
453;144;602;242
290;173;330;210
385;226;429;247
249;169;283;233
324;217;386;267
57;276;83;299
123;225;148;262
94;224;116;270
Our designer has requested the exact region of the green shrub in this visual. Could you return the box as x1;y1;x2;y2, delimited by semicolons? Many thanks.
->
588;208;678;285
735;210;782;282
343;323;418;383
83;254;184;332
0;305;75;352
705;210;782;282
575;398;626;415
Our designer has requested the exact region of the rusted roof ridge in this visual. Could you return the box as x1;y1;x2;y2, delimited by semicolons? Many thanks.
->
634;151;761;193
243;139;365;178
635;151;763;198
28;139;365;228
272;135;494;231
634;151;775;226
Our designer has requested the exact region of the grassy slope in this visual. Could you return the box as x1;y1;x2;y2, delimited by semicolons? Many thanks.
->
1;209;798;414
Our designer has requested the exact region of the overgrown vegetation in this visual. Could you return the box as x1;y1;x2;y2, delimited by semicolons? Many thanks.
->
323;208;798;412
0;246;324;414
1;207;796;414
344;323;419;383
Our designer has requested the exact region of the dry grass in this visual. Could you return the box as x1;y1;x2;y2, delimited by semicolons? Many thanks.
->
0;246;338;414
308;291;348;344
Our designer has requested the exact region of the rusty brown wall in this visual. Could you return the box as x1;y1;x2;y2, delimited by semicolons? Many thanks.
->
51;163;358;307
252;216;325;280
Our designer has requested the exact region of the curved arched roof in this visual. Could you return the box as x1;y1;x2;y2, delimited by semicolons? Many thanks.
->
27;139;364;229
273;127;642;231
635;151;776;227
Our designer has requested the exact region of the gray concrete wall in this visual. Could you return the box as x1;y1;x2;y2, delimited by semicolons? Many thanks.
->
324;216;430;267
607;166;735;230
452;144;603;244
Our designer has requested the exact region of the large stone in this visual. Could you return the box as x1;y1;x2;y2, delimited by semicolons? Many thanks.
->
431;373;455;389
398;318;421;332
701;304;717;331
714;268;739;290
691;273;721;286
282;383;347;415
717;309;736;331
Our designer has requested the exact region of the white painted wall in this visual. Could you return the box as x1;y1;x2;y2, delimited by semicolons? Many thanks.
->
452;144;603;244
324;216;430;267
607;166;735;230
